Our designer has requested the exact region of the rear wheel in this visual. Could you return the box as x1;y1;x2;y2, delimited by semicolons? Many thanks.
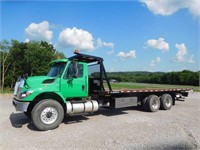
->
146;95;160;112
141;97;148;111
160;94;173;110
31;99;64;131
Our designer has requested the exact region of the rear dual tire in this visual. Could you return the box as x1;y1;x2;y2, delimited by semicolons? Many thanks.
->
141;94;173;112
160;94;173;110
141;97;148;111
142;95;160;112
146;95;160;112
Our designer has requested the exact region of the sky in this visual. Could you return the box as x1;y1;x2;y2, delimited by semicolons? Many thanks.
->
0;0;200;72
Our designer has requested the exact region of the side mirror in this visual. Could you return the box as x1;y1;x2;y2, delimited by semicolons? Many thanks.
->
72;61;78;78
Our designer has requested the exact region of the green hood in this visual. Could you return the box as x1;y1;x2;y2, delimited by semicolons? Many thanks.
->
26;76;56;87
22;76;61;101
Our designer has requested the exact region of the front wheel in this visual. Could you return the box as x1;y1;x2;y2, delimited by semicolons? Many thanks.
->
31;99;64;131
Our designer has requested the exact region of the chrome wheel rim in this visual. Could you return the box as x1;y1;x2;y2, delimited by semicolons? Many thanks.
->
152;99;159;109
165;97;172;107
40;107;58;125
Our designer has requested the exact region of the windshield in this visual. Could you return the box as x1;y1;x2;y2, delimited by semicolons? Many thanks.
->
47;62;66;77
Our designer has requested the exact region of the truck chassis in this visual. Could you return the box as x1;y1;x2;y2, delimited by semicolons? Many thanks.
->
13;51;192;130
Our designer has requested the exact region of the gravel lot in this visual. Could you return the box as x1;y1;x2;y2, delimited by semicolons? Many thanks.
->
0;92;199;150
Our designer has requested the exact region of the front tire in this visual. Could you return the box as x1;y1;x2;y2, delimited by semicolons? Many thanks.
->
31;99;64;131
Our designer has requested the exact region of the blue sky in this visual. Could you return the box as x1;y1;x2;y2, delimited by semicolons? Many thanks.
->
1;0;199;72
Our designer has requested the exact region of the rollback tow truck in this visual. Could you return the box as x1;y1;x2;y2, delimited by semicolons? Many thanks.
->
13;50;192;130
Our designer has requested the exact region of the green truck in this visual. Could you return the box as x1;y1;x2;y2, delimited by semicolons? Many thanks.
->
13;51;191;131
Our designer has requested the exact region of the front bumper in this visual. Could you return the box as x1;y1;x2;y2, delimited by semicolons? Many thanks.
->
13;97;30;112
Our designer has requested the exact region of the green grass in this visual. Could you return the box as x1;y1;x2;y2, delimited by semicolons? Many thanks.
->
0;88;13;94
106;82;200;92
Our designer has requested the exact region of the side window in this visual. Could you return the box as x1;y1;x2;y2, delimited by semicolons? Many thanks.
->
64;63;83;79
77;64;83;77
64;63;73;79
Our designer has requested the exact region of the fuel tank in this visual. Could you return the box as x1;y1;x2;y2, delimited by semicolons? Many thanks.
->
66;100;98;114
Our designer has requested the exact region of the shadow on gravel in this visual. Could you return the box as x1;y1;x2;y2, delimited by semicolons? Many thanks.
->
93;107;129;116
10;106;145;130
63;115;89;124
93;106;145;116
148;142;197;150
64;106;142;125
9;113;39;131
9;113;30;128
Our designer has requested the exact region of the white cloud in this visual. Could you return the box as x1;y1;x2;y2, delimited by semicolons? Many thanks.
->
25;21;53;43
145;38;169;52
140;0;187;16
140;0;200;18
117;50;136;59
96;38;114;49
174;43;195;63
188;1;200;17
57;27;114;51
58;27;95;51
150;57;161;67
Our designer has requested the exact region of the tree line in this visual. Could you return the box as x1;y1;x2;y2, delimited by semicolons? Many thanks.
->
0;40;65;91
107;70;199;86
0;39;199;91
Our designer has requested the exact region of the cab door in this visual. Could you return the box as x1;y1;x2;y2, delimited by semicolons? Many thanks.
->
61;62;88;98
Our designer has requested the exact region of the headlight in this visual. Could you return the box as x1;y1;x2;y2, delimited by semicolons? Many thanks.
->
21;90;34;98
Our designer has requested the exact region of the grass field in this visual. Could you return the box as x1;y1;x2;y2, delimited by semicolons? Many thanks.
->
106;82;199;92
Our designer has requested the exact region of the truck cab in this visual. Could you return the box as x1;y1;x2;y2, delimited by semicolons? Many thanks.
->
13;51;109;130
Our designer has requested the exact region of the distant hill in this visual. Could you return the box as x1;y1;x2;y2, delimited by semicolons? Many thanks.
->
106;70;199;86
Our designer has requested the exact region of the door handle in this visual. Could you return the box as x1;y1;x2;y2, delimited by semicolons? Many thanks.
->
82;85;85;91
